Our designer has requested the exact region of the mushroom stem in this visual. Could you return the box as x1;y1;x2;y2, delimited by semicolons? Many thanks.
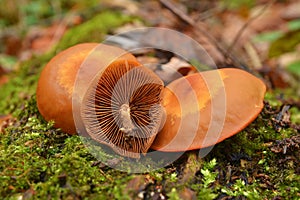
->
119;103;135;135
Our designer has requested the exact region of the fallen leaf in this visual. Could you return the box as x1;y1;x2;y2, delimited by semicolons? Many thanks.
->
0;115;14;133
125;175;147;197
268;29;300;58
280;1;300;20
154;57;193;84
249;4;285;32
221;12;255;47
260;63;289;88
4;34;22;56
25;22;66;54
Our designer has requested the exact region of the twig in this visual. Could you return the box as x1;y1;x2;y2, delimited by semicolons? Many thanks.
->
244;41;262;69
160;0;242;67
160;0;195;25
226;0;276;56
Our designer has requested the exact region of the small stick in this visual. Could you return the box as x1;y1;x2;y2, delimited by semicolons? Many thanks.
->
159;0;241;67
226;0;275;57
160;0;195;25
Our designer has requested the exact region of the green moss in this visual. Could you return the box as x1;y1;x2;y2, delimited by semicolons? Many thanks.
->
1;89;300;198
269;29;300;58
220;0;254;10
265;88;300;106
55;11;135;51
290;107;300;125
0;97;134;199
0;50;56;115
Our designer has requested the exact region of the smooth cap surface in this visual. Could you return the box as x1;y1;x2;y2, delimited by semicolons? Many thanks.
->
151;68;266;151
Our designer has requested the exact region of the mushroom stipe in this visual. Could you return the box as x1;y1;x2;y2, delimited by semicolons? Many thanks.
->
36;43;266;158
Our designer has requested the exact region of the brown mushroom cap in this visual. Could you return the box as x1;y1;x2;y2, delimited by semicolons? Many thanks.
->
151;68;266;151
36;43;137;134
81;60;164;158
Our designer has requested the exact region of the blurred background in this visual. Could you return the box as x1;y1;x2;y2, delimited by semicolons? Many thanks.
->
0;0;299;199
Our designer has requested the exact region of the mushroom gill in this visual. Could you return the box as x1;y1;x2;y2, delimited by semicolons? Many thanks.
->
81;59;164;158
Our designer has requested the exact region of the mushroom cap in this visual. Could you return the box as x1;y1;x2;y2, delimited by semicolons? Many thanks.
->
36;43;137;134
81;59;164;158
151;68;266;151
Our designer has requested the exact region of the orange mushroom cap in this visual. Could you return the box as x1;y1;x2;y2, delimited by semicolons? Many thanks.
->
36;43;137;134
151;68;266;151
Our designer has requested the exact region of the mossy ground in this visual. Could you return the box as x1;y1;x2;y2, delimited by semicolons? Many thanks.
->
0;9;299;200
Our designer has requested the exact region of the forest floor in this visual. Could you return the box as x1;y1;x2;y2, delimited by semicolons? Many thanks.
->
0;0;299;199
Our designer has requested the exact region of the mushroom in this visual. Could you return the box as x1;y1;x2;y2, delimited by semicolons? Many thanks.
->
81;59;163;158
37;43;164;158
150;68;266;151
36;43;138;134
37;43;266;158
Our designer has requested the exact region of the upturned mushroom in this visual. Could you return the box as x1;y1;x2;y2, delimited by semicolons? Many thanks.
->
80;59;164;158
36;43;164;157
36;43;139;134
36;43;266;158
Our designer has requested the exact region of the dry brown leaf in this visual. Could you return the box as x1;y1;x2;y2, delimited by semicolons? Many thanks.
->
25;23;66;54
0;115;15;133
125;175;147;199
249;4;286;32
280;1;300;20
221;13;255;47
260;62;290;89
154;57;192;84
4;34;22;56
0;75;8;86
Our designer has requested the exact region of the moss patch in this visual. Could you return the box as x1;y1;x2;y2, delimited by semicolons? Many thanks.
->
55;11;135;51
1;84;300;199
269;29;300;58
